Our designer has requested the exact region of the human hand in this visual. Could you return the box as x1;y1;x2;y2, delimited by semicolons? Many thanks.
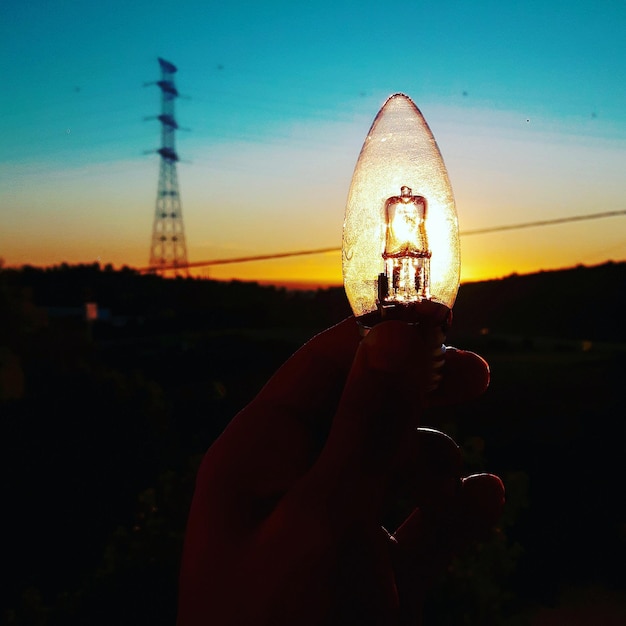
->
177;317;504;626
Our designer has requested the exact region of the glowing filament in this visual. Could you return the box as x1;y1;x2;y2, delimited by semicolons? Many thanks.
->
380;185;431;303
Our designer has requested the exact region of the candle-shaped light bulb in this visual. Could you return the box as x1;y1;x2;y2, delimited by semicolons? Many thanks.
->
343;93;460;329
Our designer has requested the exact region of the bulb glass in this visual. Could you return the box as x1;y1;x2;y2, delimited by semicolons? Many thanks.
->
343;93;460;325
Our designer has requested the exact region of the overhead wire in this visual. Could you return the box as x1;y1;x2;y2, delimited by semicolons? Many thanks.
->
138;209;626;272
460;210;626;235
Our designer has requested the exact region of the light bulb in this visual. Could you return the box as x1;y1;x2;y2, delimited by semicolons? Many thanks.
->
343;93;460;330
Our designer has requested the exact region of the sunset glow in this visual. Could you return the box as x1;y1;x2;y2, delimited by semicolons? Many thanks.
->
1;1;624;288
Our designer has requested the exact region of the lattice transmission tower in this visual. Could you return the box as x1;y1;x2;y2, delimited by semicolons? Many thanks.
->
146;57;188;274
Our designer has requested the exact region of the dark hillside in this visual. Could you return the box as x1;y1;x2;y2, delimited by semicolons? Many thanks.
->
450;261;626;343
1;261;625;625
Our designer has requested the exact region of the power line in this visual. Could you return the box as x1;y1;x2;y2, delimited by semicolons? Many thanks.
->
460;210;626;235
144;247;340;271
138;209;626;272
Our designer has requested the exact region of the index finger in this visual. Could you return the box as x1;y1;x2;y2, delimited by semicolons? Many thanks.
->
250;316;362;422
202;318;362;503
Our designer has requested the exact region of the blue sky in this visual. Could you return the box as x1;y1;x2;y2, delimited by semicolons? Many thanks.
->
1;0;625;283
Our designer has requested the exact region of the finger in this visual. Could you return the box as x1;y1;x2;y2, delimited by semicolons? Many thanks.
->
206;317;361;500
239;324;488;433
455;473;506;545
393;472;505;562
246;316;361;424
383;428;462;531
395;428;462;497
305;321;445;509
389;472;504;625
426;347;490;407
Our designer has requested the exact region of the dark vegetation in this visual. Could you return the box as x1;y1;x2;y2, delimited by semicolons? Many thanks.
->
1;261;625;625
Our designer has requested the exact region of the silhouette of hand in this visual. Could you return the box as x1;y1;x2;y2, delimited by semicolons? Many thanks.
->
177;318;504;626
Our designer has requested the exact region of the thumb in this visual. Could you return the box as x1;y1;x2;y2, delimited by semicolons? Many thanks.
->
305;320;445;511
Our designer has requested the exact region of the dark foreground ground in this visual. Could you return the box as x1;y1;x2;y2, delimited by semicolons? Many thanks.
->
2;262;625;625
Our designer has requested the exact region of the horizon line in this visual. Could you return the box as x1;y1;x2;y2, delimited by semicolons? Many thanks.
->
136;210;626;273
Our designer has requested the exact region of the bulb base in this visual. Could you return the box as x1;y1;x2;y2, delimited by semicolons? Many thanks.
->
356;299;452;334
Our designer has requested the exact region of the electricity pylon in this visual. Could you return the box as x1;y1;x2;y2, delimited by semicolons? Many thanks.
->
146;57;188;275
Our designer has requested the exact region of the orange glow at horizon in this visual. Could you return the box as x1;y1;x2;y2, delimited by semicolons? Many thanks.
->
4;236;625;291
186;252;344;288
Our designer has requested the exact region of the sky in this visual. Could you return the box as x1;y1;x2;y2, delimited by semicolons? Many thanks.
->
1;0;625;288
